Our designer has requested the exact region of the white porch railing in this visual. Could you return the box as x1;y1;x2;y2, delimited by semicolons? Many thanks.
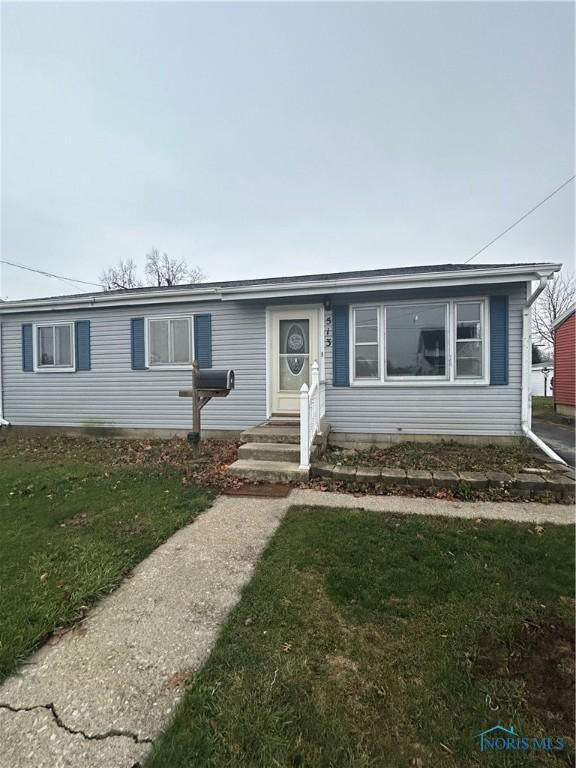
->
299;361;325;470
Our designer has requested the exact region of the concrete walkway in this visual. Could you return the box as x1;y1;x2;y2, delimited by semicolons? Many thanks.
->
0;495;288;768
0;490;573;768
291;489;575;525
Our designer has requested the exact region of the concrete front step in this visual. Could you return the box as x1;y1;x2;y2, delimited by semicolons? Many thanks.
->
240;425;301;445
238;441;302;462
228;459;308;483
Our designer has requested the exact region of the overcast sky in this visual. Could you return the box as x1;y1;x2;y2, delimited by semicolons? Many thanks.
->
1;1;574;300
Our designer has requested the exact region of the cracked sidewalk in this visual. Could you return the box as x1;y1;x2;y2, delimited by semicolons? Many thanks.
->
0;495;289;768
0;706;149;768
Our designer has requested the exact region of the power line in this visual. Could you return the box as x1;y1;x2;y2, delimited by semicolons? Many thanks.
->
0;258;102;289
464;175;575;264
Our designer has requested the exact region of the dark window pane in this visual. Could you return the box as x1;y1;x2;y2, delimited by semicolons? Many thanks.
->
457;323;481;340
386;305;446;377
355;345;379;378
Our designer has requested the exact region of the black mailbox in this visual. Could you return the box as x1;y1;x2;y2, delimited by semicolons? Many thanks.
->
196;369;234;391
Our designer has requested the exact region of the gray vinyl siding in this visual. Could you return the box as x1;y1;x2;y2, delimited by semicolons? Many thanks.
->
324;282;525;436
1;281;525;436
1;301;267;432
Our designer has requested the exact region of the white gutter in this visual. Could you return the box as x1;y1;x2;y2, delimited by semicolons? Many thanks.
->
0;322;9;426
219;263;561;300
521;275;566;464
0;263;562;313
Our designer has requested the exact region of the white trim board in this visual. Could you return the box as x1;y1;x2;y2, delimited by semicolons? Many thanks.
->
0;263;561;313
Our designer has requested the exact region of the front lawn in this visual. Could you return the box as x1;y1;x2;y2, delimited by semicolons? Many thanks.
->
324;439;547;474
0;446;213;681
147;506;575;767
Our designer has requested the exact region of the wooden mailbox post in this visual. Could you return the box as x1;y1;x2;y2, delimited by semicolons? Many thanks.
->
178;361;235;457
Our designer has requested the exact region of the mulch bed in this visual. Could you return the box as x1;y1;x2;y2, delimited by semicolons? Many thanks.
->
298;475;571;504
323;440;548;475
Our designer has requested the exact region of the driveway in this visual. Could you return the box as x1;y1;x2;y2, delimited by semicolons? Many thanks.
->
533;418;575;467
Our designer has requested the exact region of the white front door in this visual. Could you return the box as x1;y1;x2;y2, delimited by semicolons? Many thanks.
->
269;308;320;415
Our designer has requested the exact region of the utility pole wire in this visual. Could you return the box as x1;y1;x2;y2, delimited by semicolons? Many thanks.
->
464;175;575;264
0;258;102;288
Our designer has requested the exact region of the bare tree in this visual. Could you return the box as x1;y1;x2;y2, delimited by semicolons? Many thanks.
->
100;258;142;290
100;250;205;291
533;272;575;350
144;249;204;287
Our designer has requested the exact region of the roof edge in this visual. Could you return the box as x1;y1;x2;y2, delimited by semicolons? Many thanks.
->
0;262;562;314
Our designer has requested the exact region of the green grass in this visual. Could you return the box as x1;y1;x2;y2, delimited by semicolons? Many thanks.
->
0;454;213;681
146;506;575;768
532;396;575;425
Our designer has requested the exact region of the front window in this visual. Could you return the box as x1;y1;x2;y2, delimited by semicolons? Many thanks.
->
36;323;74;369
455;302;483;378
385;304;447;378
148;317;193;366
353;307;380;379
350;299;487;384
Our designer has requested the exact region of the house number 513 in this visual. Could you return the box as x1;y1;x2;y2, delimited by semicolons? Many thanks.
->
325;312;332;347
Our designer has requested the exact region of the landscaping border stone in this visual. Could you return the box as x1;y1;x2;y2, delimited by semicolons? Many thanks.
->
311;462;575;501
485;471;513;487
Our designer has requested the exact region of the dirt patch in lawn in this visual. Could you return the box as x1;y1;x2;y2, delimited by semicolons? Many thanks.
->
474;615;575;734
324;439;547;474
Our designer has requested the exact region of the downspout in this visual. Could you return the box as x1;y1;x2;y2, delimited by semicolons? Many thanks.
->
521;275;565;464
0;321;9;427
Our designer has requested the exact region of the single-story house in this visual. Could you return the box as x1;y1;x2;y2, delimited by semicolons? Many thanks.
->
0;261;565;475
553;304;575;418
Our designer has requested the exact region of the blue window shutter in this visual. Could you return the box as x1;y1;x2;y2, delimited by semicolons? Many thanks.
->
22;324;33;372
75;320;91;370
131;318;146;370
194;314;212;368
490;296;508;385
332;305;350;387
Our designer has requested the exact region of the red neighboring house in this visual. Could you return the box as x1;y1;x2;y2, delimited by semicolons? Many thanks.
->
553;304;575;418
